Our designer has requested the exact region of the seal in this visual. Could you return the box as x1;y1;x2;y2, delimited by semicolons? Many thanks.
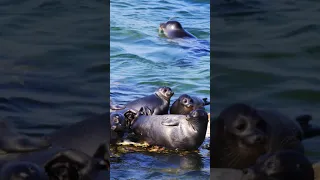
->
159;20;196;39
170;94;210;115
125;86;174;115
131;109;208;150
0;121;51;154
210;103;304;169
110;111;131;144
45;113;110;163
0;147;108;180
0;161;48;180
242;150;314;180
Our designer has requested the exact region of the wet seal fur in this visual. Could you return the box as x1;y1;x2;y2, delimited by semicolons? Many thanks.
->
125;87;174;115
211;103;304;169
0;121;50;154
131;109;208;150
170;94;210;115
242;150;314;180
159;20;196;39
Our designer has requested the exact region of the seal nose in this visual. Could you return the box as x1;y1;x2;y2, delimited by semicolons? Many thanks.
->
245;132;266;145
167;91;174;97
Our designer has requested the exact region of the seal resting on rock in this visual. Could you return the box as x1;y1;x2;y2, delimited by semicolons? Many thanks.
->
131;109;208;150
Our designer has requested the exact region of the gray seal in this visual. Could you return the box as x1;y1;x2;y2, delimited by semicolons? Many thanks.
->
211;103;304;169
242;150;314;180
159;21;196;39
0;121;50;154
125;86;174;115
170;94;210;115
0;161;48;180
131;109;208;150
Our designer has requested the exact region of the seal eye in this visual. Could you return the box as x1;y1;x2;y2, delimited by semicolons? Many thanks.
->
183;99;188;103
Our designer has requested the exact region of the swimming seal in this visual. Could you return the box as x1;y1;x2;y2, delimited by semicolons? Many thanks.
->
170;94;210;115
0;161;48;180
45;113;110;163
159;20;196;39
210;103;304;169
125;86;174;115
0;121;50;154
131;109;208;150
242;150;314;180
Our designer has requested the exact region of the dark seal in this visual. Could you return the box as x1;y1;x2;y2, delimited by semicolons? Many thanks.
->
131;109;208;150
0;121;50;154
242;150;314;180
170;94;210;115
211;103;304;169
159;20;196;39
125;86;174;115
0;161;48;180
45;113;110;164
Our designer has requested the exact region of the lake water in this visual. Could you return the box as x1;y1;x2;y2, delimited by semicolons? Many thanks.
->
211;0;320;165
0;0;109;175
110;0;210;179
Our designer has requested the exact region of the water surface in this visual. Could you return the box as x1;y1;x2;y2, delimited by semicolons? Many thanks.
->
0;0;109;146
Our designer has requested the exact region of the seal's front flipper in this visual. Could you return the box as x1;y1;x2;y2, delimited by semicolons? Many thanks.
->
138;106;153;116
124;109;139;126
202;98;210;106
296;114;320;139
161;118;180;126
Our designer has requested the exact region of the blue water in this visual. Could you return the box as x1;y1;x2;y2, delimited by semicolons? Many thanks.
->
110;0;210;179
211;0;320;163
0;0;109;162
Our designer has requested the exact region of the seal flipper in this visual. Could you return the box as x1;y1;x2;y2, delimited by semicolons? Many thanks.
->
161;118;180;126
139;106;154;116
202;98;210;106
0;121;51;153
296;114;320;139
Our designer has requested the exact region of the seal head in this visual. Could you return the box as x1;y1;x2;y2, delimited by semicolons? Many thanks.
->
242;150;314;180
159;20;196;39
